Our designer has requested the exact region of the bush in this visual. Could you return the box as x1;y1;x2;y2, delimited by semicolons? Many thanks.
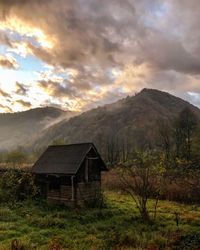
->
0;169;38;205
102;168;200;204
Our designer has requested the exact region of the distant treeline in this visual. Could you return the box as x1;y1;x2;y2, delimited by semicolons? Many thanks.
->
92;107;200;166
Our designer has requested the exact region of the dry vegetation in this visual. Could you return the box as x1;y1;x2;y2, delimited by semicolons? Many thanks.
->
102;168;200;204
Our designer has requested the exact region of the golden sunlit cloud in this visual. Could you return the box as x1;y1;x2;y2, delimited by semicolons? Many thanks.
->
8;42;32;57
0;103;12;113
66;69;79;82
0;16;55;49
115;64;152;93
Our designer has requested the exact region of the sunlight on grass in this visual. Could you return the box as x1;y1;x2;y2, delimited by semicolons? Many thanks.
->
0;191;200;249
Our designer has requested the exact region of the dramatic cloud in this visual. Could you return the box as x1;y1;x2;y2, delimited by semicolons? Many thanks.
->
0;0;200;112
0;54;18;69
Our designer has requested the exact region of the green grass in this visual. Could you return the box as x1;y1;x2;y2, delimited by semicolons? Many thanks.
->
0;191;200;249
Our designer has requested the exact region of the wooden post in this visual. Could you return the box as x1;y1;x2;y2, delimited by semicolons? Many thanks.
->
46;175;49;198
71;176;75;201
85;157;88;182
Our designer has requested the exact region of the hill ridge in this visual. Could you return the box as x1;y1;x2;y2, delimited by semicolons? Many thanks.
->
0;106;76;151
29;88;200;151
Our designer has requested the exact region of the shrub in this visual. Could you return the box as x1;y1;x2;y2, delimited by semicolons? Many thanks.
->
0;169;38;205
102;168;200;204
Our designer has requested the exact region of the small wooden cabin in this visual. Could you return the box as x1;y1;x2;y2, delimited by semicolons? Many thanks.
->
32;143;107;206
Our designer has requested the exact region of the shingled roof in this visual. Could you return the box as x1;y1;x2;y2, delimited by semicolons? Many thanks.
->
32;142;107;175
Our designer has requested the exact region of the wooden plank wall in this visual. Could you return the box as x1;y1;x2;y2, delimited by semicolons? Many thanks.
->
47;185;72;202
76;181;101;205
47;181;101;206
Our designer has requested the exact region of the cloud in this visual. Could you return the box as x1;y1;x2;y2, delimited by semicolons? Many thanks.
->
15;82;28;95
0;1;138;68
137;32;200;75
1;0;200;111
0;103;12;112
0;88;11;98
8;41;32;57
38;79;76;98
0;54;18;69
15;99;31;108
0;32;12;47
1;0;198;75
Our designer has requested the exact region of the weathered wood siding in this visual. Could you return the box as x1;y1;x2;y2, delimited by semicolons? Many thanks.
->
47;185;72;203
76;181;101;205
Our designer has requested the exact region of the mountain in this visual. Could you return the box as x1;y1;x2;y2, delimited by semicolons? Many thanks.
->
0;107;76;151
1;89;199;152
31;89;200;151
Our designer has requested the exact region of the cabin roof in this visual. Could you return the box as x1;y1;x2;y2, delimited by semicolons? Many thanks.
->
31;142;107;175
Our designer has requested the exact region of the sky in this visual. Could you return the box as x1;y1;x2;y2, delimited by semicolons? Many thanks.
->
0;0;200;112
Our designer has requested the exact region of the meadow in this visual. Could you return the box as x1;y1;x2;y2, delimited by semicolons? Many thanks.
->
1;191;200;250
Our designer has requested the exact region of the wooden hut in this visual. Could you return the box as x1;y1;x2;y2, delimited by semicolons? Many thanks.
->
31;143;107;206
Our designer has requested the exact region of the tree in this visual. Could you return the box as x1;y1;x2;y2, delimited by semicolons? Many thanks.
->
119;151;165;222
174;108;197;160
169;158;200;203
157;119;172;165
106;135;119;166
190;125;200;158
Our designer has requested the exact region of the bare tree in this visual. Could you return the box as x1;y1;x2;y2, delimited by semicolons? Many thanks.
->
119;151;164;222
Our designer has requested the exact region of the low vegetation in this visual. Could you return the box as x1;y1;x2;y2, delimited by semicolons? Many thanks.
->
0;191;200;250
0;169;38;206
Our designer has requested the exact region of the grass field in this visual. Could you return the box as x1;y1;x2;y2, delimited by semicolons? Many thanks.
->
0;191;200;249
